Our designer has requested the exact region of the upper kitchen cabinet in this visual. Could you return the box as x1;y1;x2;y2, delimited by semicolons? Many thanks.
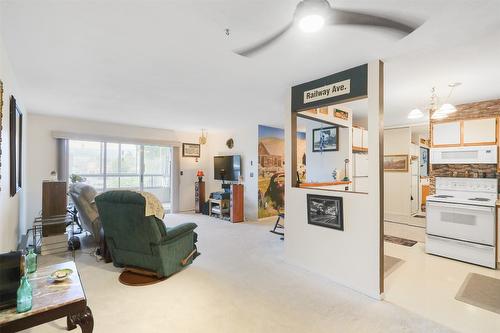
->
432;118;497;147
352;126;368;152
462;118;496;145
432;121;461;146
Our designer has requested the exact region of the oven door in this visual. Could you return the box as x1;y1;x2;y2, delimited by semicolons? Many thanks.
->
426;201;495;245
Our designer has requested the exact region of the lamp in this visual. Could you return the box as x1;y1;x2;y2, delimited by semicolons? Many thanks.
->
407;108;424;120
196;170;205;182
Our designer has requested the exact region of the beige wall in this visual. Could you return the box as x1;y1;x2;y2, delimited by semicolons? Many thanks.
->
384;127;412;223
0;31;27;252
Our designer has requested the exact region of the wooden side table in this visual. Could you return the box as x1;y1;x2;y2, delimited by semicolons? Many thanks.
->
0;261;93;333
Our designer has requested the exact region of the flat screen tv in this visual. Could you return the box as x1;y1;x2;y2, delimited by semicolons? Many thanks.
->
214;155;241;181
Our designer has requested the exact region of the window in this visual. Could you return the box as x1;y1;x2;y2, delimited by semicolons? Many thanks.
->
68;140;172;205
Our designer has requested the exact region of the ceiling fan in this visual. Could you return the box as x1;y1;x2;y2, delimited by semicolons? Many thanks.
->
234;0;419;57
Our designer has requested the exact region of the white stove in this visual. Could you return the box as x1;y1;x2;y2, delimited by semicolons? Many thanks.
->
426;177;498;268
427;177;498;207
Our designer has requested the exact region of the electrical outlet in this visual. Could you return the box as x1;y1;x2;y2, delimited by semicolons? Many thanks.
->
250;172;254;178
180;171;184;176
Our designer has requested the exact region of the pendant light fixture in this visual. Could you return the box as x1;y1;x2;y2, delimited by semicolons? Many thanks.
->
407;108;424;120
408;83;461;121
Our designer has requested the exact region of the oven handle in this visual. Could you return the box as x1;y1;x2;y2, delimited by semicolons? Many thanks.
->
427;201;494;213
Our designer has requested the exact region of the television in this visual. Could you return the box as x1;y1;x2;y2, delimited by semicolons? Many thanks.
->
214;155;241;181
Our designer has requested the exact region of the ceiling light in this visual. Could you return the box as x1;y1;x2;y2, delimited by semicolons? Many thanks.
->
431;110;448;120
299;14;325;32
438;103;457;114
407;108;424;120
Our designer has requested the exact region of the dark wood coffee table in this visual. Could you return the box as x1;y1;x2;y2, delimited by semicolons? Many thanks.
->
0;261;93;332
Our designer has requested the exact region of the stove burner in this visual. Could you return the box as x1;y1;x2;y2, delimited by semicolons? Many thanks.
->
433;195;454;198
468;197;490;202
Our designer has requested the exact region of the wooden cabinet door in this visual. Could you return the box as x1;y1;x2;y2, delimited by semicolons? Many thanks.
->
352;127;363;148
362;129;368;149
463;118;496;145
432;121;461;146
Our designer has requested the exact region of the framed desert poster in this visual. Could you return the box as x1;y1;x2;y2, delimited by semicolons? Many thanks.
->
307;194;344;231
10;95;23;196
384;155;408;172
182;143;201;158
312;126;338;152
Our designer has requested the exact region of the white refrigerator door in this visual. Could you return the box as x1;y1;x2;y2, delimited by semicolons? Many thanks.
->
354;153;369;177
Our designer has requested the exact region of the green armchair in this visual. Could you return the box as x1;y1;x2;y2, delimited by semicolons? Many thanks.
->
95;191;198;278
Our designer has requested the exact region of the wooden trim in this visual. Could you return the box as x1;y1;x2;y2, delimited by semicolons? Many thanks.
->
462;141;497;147
497;117;500;172
431;143;463;148
291;112;298;187
299;181;351;188
352;146;368;152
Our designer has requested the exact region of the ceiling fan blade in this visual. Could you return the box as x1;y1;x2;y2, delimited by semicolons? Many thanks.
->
234;22;294;57
328;9;417;35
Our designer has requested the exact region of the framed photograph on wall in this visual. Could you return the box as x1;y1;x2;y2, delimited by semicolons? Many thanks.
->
307;194;344;231
182;143;201;158
312;126;338;152
383;155;408;172
9;95;22;197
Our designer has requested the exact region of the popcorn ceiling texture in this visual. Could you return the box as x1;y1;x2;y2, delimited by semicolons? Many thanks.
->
429;99;500;194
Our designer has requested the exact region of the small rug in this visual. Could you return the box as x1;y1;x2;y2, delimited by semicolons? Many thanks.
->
384;255;404;277
455;273;500;314
119;271;166;286
384;235;417;247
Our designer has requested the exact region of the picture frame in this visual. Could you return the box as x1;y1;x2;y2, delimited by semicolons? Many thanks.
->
312;126;338;152
383;154;408;172
9;95;22;197
307;194;344;231
182;143;201;158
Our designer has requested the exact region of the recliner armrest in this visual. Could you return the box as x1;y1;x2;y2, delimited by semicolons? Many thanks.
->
163;223;197;241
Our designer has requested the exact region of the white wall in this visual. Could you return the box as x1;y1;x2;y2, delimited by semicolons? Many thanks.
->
0;29;27;251
384;127;411;223
204;127;259;220
24;114;208;231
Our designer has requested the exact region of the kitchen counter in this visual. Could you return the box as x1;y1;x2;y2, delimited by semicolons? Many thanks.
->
299;181;351;188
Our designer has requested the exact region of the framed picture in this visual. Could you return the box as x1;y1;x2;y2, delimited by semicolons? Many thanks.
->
9;95;22;197
182;143;201;158
307;194;344;231
312;126;338;152
334;109;349;121
384;155;408;172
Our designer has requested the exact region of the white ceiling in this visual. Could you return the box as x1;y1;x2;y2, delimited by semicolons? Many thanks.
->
1;0;500;131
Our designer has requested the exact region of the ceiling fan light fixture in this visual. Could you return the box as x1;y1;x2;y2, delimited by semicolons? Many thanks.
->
299;14;325;32
407;108;424;120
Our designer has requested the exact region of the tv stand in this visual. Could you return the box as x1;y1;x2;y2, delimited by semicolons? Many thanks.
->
209;184;244;223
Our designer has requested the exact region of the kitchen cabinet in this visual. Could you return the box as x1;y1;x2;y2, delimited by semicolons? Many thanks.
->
352;126;368;151
362;129;368;149
352;127;362;149
463;118;496;145
432;121;461;146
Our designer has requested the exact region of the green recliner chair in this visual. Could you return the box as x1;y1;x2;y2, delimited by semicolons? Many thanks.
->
95;191;199;278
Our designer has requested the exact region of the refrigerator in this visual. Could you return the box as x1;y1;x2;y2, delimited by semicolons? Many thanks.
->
353;153;369;192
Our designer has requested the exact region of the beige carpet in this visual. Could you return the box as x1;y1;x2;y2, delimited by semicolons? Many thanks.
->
28;213;454;333
456;273;500;315
384;255;404;278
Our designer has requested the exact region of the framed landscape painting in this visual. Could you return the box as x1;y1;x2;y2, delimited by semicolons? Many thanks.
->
384;155;408;172
182;143;201;158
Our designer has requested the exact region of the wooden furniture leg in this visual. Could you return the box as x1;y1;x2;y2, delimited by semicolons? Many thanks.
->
67;306;94;333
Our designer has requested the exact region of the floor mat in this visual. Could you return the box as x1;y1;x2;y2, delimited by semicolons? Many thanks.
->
455;273;500;315
384;255;404;277
384;235;417;247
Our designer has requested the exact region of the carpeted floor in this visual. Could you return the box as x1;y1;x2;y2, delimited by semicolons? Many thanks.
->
27;213;454;333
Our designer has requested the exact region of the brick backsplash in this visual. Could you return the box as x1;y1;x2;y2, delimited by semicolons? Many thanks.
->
429;98;500;194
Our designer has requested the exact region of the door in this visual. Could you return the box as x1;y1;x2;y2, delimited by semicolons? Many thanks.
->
432;121;461;146
143;145;172;210
427;202;495;245
463;118;496;145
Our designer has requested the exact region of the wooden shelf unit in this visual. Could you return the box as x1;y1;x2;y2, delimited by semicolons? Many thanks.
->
208;184;244;223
